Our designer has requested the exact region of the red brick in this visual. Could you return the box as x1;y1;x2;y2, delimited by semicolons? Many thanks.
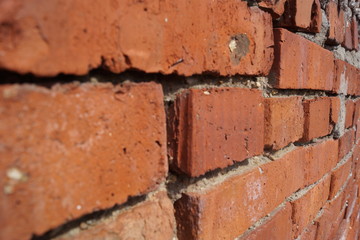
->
301;97;331;141
175;147;307;240
326;1;345;45
168;88;264;177
315;190;346;240
0;0;274;77
353;145;360;180
290;175;331;238
57;192;175;240
346;64;359;96
351;17;359;51
298;223;318;240
278;0;322;32
0;82;167;240
237;203;292;240
257;0;287;18
330;96;341;124
272;29;335;90
334;60;359;95
305;139;339;185
333;219;351;240
329;157;352;199
343;19;354;50
338;129;355;160
345;99;355;128
264;97;304;150
353;99;360;125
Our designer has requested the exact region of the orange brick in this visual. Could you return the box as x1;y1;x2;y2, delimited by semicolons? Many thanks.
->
333;219;351;240
237;203;292;240
0;0;274;77
264;97;304;150
326;1;345;44
56;192;175;240
343;19;354;50
168;88;264;177
257;0;287;18
175;147;307;240
329;157;352;199
0;82;167;240
330;96;341;124
304;139;339;185
290;175;331;238
301;97;331;141
345;100;355;128
299;223;318;240
315;191;346;240
278;0;322;33
334;60;359;95
339;129;355;160
272;29;335;90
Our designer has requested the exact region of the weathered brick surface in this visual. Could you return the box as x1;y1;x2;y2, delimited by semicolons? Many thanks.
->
330;96;341;124
272;29;335;90
264;96;304;150
315;190;346;240
334;59;359;95
345;99;355;128
257;0;287;18
339;129;355;160
57;192;175;240
278;0;322;32
301;97;331;141
0;82;167;240
237;203;292;240
299;223;318;240
304;139;338;185
326;1;345;45
351;17;359;51
290;175;331;239
329;156;352;199
174;141;339;240
168;88;264;177
343;20;354;50
175;147;306;240
0;0;274;77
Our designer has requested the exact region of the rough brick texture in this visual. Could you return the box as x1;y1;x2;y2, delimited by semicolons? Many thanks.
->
279;0;322;32
290;176;331;238
271;28;335;90
264;96;304;150
237;203;292;240
168;88;264;177
302;97;331;141
326;1;345;45
0;82;167;240
1;0;360;239
175;140;337;240
57;192;175;240
0;0;274;77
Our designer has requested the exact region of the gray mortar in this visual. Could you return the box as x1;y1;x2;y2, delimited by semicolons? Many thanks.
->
296;10;329;47
334;95;347;138
234;202;287;240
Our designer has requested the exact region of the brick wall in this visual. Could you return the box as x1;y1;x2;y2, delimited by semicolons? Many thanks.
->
1;0;360;239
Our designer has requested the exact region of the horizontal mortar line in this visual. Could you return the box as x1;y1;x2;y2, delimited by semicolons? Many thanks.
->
330;173;353;203
235;157;355;240
31;185;167;240
169;134;340;198
310;173;353;228
233;202;287;240
170;155;273;195
286;171;330;202
333;145;356;172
